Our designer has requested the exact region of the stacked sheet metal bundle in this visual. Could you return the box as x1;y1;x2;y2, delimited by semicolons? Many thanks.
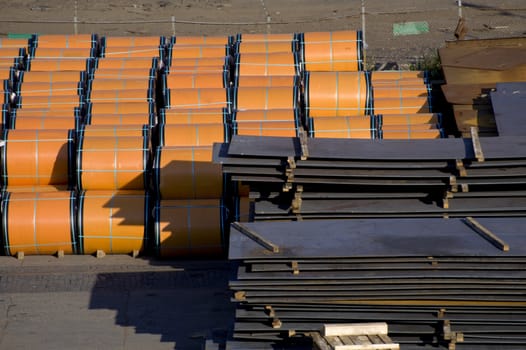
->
215;135;526;220
226;218;526;350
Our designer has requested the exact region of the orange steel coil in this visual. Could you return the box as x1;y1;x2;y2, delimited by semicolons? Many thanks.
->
165;88;230;110
380;129;443;139
160;108;228;125
236;41;295;54
373;96;430;114
10;108;79;119
33;34;96;49
85;113;154;126
90;68;156;79
86;101;155;115
102;36;164;47
166;65;228;75
304;71;369;117
32;48;94;58
233;109;299;122
88;78;153;92
169;57;230;69
1;129;73;187
15;81;83;96
0;38;29;48
165;72;228;89
95;57;160;70
86;89;154;103
233;120;300;137
169;45;229;59
26;58;91;72
308;116;374;139
158;123;226;147
172;36;230;45
102;46;162;58
378;113;441;126
154;146;222;200
77;190;149;255
15;94;81;109
76;134;149;191
381;123;437;131
9;116;79;130
234;86;299;110
1;191;77;256
0;47;26;58
235;75;298;88
3;185;70;192
154;198;225;257
237;33;296;42
302;30;363;71
372;84;430;99
79;124;150;138
235;52;299;76
18;70;85;83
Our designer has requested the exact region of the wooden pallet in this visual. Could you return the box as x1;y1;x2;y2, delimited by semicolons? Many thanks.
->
312;323;399;350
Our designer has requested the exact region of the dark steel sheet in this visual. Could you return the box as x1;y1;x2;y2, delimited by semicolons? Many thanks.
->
228;218;526;259
491;82;526;136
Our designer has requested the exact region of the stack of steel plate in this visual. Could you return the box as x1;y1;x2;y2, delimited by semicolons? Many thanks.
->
226;218;526;350
214;135;526;220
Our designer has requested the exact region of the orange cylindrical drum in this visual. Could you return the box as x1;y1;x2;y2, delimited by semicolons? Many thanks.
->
169;45;229;59
10;116;79;130
165;72;228;89
16;81;83;96
160;108;228;125
236;41;295;54
154;198;225;257
90;68;156;79
76;132;149;190
95;57;159;70
77;190;149;255
154;146;222;200
308;116;374;139
173;35;230;45
237;33;296;43
102;36;164;48
2;129;73;187
378;113;441;127
15;94;81;109
1;191;77;256
372;84;430;99
301;30;363;71
79;124;150;138
379;129;443;139
305;71;369;117
235;52;299;76
234;86;298;110
85;113;154;126
88;78;153;92
169;57;230;70
32;48;94;58
373;96;430;114
370;70;428;83
233;109;298;122
0;38;29;48
234;75;298;88
102;46;163;58
233;120;300;137
165;88;230;110
86;101;155;115
27;56;90;70
18;71;84;83
158;123;226;147
86;89;154;103
33;34;96;49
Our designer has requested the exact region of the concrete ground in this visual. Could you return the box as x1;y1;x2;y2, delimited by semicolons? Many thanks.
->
0;256;233;350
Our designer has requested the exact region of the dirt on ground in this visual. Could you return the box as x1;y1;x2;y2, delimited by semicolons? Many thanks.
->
0;0;525;65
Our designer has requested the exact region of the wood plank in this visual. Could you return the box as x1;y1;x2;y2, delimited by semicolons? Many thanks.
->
231;221;280;253
464;217;510;252
323;322;388;336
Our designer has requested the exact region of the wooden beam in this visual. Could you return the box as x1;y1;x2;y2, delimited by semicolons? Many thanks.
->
464;217;510;251
470;127;485;162
231;222;280;253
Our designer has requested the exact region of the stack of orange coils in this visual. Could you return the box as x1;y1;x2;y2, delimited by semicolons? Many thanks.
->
153;35;232;258
1;34;95;256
